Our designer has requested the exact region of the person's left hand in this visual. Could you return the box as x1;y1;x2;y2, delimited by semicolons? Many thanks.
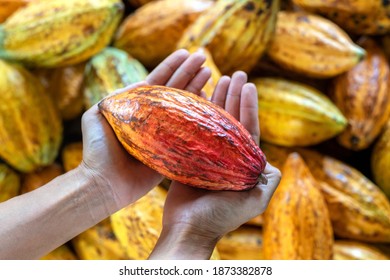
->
149;71;281;259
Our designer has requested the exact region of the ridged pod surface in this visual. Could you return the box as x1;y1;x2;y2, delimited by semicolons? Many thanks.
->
294;0;390;35
0;0;124;67
21;163;63;194
36;62;86;120
266;11;365;78
41;244;78;260
114;0;213;68
0;60;63;172
331;38;390;151
0;163;20;202
253;77;347;147
333;240;389;260
292;0;382;14
72;218;128;260
98;85;266;191
372;121;390;198
61;142;83;172
110;185;166;260
261;143;390;243
0;0;30;23
83;47;148;109
262;153;333;260
178;0;279;75
216;226;263;260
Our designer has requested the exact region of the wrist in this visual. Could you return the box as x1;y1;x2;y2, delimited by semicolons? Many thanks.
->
149;223;220;260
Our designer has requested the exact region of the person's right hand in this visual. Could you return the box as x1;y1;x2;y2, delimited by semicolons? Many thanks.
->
79;49;212;210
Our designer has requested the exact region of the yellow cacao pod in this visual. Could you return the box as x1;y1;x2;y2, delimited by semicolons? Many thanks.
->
61;142;83;172
99;85;267;191
292;0;382;14
217;226;263;260
178;0;279;75
110;185;166;260
253;77;347;147
0;163;20;202
72;218;128;260
0;0;30;23
262;153;334;260
0;60;63;172
21;163;63;194
35;63;86;121
114;0;213;69
331;37;390;151
294;0;390;35
266;11;365;78
261;143;390;243
333;240;389;260
0;0;124;67
41;244;77;260
372;121;390;198
246;214;263;227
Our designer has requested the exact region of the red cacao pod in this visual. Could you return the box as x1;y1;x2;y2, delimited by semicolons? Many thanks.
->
98;85;266;191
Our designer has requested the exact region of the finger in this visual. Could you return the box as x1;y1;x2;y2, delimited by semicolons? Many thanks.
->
239;83;260;145
225;71;248;120
210;76;231;108
146;49;190;85
184;67;211;96
165;51;206;89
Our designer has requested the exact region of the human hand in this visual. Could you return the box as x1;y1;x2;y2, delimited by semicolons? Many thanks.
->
79;49;212;210
149;71;281;259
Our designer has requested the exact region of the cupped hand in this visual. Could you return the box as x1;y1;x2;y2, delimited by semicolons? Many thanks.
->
79;49;212;209
161;71;281;244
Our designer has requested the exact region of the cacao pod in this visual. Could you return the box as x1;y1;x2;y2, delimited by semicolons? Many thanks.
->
178;0;279;75
262;153;334;260
35;62;86;121
98;85;266;191
0;60;63;172
252;77;347;147
294;0;390;35
246;214;263;227
72;218;128;260
333;240;389;260
266;11;365;78
114;0;213;69
61;142;83;172
0;0;29;23
21;163;63;194
41;244;78;260
0;163;20;202
292;0;382;14
110;185;166;260
372;121;390;198
331;37;390;151
0;0;124;67
216;226;263;260
83;47;148;109
261;143;390;243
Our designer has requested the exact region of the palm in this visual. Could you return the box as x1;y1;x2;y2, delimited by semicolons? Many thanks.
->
163;72;278;237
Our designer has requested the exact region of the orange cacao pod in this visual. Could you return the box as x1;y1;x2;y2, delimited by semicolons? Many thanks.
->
99;85;266;191
331;37;390;151
262;153;334;260
21;163;63;194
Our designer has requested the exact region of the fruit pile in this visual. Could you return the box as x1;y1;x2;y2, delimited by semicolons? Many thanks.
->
0;0;389;260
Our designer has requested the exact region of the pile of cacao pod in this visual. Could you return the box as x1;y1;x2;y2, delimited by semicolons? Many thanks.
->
1;0;390;260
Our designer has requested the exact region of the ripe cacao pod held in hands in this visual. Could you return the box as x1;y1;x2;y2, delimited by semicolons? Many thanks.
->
98;85;267;191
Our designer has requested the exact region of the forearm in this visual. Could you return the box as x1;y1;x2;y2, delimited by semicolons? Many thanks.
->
149;224;220;260
0;166;117;260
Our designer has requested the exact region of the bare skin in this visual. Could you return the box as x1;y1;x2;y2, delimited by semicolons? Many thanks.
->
0;49;280;260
